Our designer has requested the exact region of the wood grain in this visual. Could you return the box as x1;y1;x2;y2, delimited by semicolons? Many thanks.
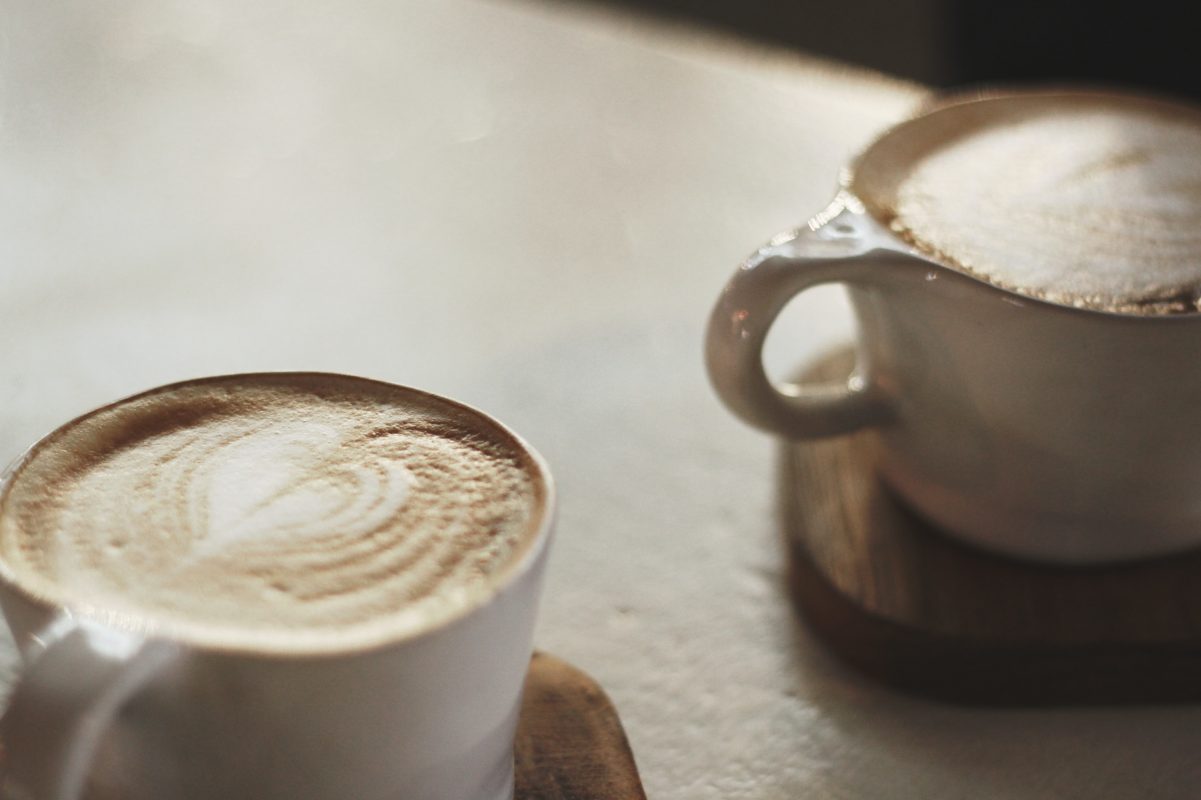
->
516;652;647;800
782;349;1201;705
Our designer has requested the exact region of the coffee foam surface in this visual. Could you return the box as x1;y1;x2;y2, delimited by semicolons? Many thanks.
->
0;375;543;649
856;93;1201;313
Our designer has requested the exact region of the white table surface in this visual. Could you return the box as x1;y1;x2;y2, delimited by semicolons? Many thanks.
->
3;1;1201;797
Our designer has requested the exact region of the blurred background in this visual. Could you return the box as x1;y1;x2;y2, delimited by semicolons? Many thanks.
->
552;0;1199;99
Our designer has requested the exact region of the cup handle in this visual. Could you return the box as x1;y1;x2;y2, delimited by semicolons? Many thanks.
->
0;615;179;800
706;210;912;438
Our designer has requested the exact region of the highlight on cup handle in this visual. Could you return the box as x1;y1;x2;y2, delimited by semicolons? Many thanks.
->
705;212;908;440
0;614;179;800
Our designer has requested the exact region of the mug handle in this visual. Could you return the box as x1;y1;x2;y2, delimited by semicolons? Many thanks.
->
705;210;913;438
0;614;178;800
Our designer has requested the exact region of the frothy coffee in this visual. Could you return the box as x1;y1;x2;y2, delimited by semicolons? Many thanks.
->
0;375;547;649
854;92;1201;313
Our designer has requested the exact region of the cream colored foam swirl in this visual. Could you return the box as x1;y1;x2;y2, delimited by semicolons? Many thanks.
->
182;420;413;562
874;98;1201;312
0;377;540;643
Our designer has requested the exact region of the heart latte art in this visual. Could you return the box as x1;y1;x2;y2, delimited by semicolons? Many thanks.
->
0;375;545;648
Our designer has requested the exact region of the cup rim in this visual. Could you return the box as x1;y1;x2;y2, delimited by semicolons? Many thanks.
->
0;372;556;658
843;84;1201;320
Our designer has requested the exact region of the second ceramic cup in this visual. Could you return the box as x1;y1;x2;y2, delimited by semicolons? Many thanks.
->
706;89;1201;565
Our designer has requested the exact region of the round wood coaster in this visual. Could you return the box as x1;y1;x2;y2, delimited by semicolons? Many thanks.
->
781;348;1201;706
517;652;646;799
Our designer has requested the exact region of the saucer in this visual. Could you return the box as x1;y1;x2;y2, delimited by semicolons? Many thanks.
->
517;652;646;799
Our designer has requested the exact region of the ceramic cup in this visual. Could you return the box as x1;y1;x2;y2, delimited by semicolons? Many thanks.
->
706;89;1201;565
0;376;555;800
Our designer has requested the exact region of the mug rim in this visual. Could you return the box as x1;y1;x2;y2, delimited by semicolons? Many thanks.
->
0;372;556;658
842;84;1201;320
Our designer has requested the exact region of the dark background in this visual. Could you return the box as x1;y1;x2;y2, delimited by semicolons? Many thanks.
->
557;0;1200;101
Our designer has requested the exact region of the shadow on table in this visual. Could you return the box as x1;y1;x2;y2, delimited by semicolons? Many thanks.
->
539;0;1201;102
784;605;1201;798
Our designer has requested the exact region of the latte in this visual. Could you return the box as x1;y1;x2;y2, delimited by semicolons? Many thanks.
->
0;374;547;649
853;92;1201;313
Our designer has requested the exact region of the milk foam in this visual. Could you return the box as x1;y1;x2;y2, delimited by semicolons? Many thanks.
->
0;376;543;647
862;94;1201;313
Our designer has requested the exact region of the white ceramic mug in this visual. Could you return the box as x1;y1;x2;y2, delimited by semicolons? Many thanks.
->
706;90;1201;565
0;380;555;800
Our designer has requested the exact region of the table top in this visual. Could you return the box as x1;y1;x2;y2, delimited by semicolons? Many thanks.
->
3;1;1201;798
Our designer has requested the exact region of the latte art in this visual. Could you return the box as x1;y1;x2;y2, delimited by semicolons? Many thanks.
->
854;93;1201;313
0;375;546;648
177;420;414;563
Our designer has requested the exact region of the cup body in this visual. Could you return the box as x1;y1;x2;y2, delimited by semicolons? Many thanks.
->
0;535;550;800
843;228;1201;562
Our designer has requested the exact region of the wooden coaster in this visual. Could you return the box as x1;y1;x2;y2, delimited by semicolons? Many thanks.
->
781;349;1201;706
516;652;647;800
